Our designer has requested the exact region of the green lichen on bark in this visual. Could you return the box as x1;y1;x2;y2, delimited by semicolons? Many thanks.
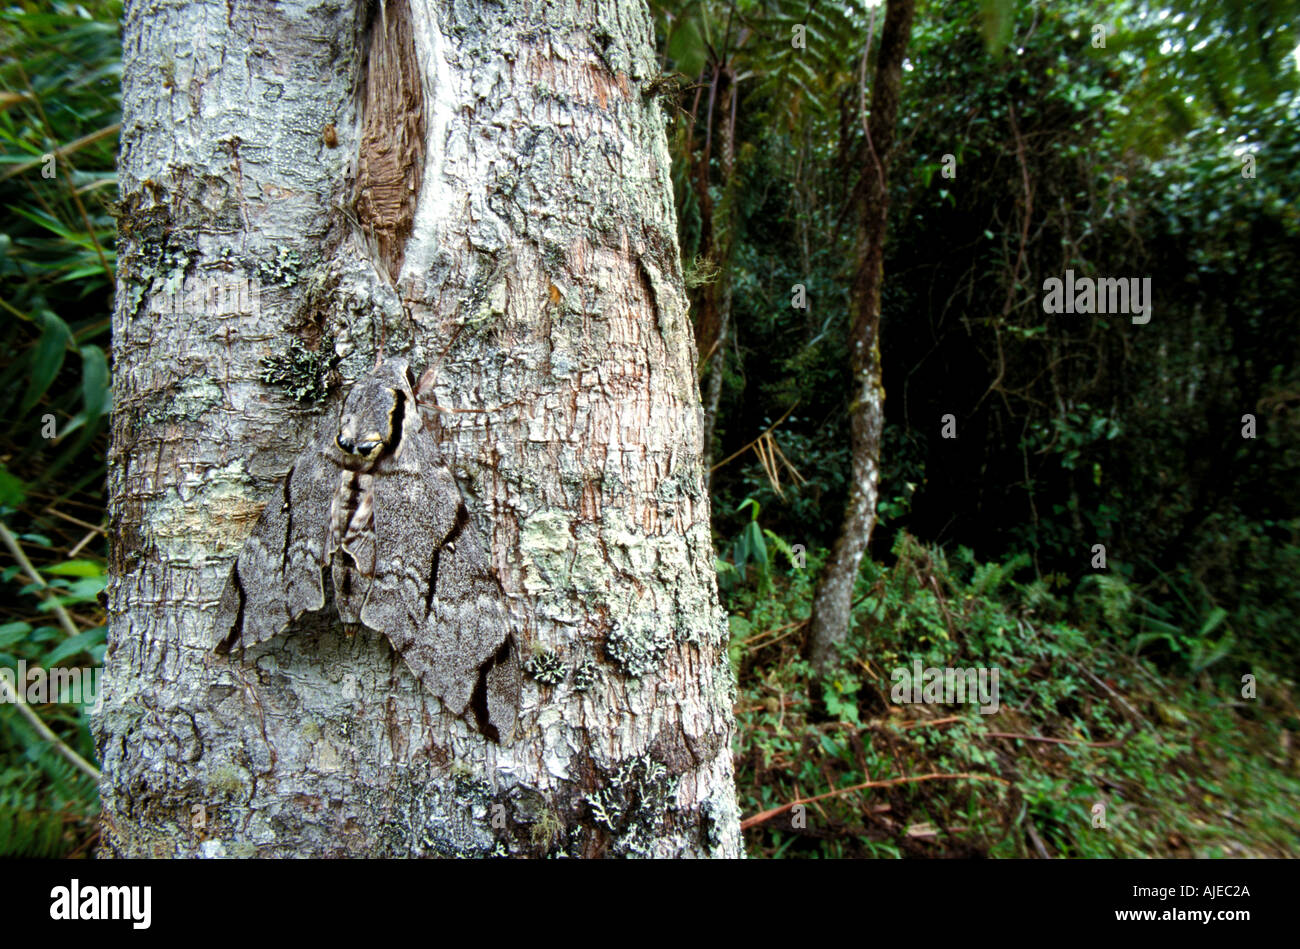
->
586;756;679;858
120;232;198;320
259;340;339;403
604;618;670;677
572;657;596;692
256;245;305;287
525;649;566;686
520;505;716;678
203;763;252;801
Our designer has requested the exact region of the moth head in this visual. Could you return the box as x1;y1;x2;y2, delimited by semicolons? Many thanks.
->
335;362;413;463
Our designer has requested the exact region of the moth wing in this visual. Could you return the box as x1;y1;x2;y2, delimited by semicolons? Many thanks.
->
213;439;332;652
424;531;511;723
357;435;451;648
363;431;509;723
483;640;520;743
283;439;334;616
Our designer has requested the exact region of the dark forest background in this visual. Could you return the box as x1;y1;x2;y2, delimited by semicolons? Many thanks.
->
0;0;1297;857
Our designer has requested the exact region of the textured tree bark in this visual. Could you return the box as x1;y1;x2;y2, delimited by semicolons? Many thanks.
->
806;0;914;671
96;0;740;858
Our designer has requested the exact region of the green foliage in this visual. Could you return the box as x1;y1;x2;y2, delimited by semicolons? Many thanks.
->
730;534;1300;857
0;0;118;857
0;520;103;856
730;498;768;576
0;0;119;488
1;0;1296;859
664;0;1300;693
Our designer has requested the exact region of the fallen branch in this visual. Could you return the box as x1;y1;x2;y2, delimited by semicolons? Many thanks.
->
895;715;964;731
741;771;1007;831
985;730;1127;748
1025;821;1052;859
1069;659;1152;729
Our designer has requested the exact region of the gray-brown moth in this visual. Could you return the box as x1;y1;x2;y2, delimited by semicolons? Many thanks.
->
212;358;518;742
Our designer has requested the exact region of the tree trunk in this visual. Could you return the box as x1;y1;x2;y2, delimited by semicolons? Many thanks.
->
806;0;914;671
700;76;736;490
96;0;740;858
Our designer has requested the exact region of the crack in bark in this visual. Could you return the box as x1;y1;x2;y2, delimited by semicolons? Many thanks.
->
280;465;294;572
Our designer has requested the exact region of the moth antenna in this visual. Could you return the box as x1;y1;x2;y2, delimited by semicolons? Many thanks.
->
414;364;438;403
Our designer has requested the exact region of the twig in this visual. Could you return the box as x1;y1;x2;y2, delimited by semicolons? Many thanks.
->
895;715;964;731
67;530;99;559
736;618;806;651
41;507;106;535
741;771;1007;831
696;336;722;375
1069;658;1152;729
0;522;81;639
0;122;122;182
1025;821;1051;858
985;730;1128;748
710;401;799;473
0;675;101;782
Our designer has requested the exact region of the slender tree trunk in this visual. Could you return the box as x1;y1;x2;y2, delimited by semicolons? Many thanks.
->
700;77;736;490
806;0;914;671
97;0;740;858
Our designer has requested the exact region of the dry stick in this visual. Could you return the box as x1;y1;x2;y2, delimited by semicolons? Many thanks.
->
42;507;106;535
67;529;99;559
0;675;101;782
0;522;81;639
740;771;1007;831
985;731;1128;749
758;433;795;497
1025;821;1052;859
0;122;122;182
740;624;805;654
895;715;964;731
710;401;799;473
753;432;778;494
25;491;104;513
696;336;722;375
737;618;806;650
1069;658;1153;729
768;436;807;485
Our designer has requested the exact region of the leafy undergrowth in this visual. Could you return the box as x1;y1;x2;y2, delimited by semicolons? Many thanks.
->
731;533;1300;858
0;0;119;857
0;519;104;858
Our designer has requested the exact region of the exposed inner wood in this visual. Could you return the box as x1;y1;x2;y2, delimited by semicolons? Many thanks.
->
354;0;425;283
